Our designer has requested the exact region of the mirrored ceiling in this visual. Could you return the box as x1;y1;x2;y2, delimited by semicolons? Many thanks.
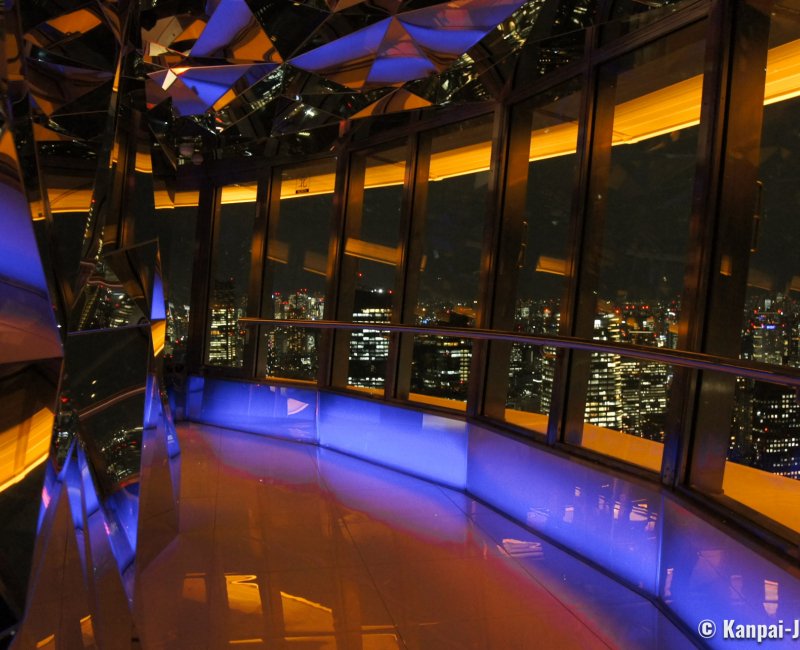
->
22;0;597;169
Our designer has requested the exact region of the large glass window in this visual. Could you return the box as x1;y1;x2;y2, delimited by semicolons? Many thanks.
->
722;1;800;528
575;22;707;468
344;144;406;392
259;158;336;381
739;5;800;368
206;182;258;368
409;114;494;409
505;81;581;431
156;192;199;364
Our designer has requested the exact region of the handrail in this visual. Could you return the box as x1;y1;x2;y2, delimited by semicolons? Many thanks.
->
240;317;800;389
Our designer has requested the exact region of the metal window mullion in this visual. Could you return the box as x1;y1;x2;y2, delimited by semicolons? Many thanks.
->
685;0;771;494
318;153;352;388
474;103;528;421
329;153;366;389
388;131;432;401
187;182;220;373
243;168;272;378
555;26;615;449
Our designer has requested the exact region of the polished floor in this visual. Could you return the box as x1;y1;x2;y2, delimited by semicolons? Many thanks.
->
136;423;695;649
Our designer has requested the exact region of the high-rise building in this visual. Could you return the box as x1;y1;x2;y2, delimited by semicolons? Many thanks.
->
208;279;245;366
349;288;392;388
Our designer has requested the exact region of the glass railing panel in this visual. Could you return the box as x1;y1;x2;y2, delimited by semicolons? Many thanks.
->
505;344;557;434
409;335;472;410
577;353;672;472
259;324;321;382
724;376;800;533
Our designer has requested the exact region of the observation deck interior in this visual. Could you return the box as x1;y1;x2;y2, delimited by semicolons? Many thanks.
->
4;0;800;648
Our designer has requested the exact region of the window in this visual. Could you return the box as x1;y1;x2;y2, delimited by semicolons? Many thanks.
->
259;158;336;381
408;113;494;408
571;21;708;468
343;144;406;392
505;80;581;431
207;183;258;368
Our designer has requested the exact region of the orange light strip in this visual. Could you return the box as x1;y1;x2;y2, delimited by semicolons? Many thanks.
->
45;37;800;213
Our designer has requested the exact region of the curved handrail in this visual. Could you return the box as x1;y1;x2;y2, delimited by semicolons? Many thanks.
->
240;317;800;388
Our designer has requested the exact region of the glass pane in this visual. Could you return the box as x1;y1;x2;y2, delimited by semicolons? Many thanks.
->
411;335;473;411
742;2;800;370
207;182;258;368
345;144;406;392
260;158;336;380
725;376;800;533
409;113;494;407
594;24;705;336
724;2;800;533
157;192;199;364
576;22;706;467
505;80;581;428
582;353;673;473
601;0;697;43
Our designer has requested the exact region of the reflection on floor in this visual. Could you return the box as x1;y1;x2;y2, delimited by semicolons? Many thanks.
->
136;423;694;649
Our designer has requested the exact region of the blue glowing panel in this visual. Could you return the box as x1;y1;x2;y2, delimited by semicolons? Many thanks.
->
37;461;60;534
0;280;64;364
144;374;159;430
104;485;139;560
150;271;165;321
180;64;253;88
178;64;271;107
77;444;136;599
186;375;205;421
165;416;180;460
190;0;257;57
289;19;390;72
317;392;468;489
661;498;800;649
466;422;661;594
174;76;230;108
399;22;487;57
190;377;318;442
367;56;438;85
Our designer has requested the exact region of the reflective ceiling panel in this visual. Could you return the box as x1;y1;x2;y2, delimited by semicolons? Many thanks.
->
127;0;599;158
